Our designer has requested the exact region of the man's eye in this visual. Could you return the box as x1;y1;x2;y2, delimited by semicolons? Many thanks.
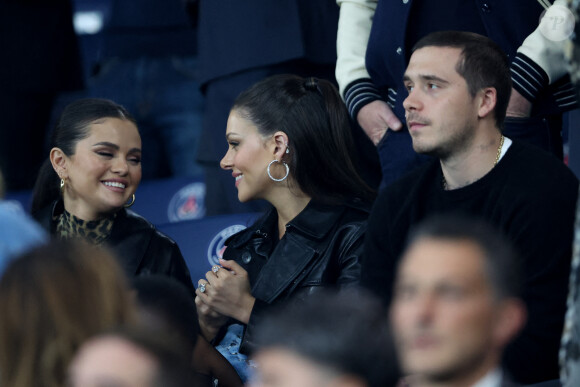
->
428;83;439;90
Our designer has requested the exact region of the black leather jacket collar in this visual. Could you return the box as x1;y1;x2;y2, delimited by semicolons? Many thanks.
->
33;200;194;293
227;199;368;248
222;199;369;354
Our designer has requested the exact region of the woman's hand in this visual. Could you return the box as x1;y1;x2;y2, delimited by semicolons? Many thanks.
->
196;258;255;324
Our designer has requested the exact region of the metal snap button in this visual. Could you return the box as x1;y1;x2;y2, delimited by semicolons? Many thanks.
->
242;252;252;264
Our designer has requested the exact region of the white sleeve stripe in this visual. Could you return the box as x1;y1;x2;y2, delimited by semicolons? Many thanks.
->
513;56;545;80
511;78;535;99
346;89;381;107
345;83;381;105
511;64;542;90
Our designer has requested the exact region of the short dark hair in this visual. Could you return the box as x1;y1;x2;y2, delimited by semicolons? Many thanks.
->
406;214;522;300
132;275;199;359
413;31;512;130
232;74;374;204
254;289;401;387
31;98;136;214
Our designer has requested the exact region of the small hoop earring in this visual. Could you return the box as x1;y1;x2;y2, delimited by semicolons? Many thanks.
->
60;178;65;196
267;159;289;182
124;194;136;208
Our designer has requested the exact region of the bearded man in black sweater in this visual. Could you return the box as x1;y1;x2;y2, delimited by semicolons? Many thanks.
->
363;31;579;384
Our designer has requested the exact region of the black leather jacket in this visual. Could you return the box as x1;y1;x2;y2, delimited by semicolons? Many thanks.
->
34;200;194;294
222;199;369;353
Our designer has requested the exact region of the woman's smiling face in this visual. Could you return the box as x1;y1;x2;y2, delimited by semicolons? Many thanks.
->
220;110;276;203
60;117;142;220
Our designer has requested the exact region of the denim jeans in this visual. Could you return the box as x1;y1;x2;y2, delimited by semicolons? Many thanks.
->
215;324;256;383
88;55;205;179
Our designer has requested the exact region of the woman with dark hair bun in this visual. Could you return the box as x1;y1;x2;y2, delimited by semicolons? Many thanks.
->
195;74;374;379
31;98;193;292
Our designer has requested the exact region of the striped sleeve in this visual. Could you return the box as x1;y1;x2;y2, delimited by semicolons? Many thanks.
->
343;78;383;120
511;53;549;103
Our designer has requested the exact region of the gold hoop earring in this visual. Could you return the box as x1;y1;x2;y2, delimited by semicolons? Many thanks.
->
124;194;136;208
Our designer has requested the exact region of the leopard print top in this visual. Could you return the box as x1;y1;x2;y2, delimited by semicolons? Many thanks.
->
54;210;115;245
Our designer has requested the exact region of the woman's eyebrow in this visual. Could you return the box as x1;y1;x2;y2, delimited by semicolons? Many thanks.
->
93;142;142;153
92;141;119;149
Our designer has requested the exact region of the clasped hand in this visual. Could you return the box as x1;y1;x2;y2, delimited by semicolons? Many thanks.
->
195;258;255;328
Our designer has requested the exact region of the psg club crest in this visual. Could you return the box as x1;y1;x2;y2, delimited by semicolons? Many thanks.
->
167;182;206;222
207;225;247;266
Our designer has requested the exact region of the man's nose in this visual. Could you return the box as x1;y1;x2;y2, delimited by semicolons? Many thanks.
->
413;293;437;326
403;88;423;113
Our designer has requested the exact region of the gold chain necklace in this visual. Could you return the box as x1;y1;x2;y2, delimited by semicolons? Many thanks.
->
494;135;505;166
442;135;505;190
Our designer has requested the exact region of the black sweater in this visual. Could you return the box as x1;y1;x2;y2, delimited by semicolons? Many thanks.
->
363;140;579;383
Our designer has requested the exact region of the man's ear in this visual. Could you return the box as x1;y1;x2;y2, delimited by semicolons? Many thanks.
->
271;131;290;160
49;147;68;179
477;87;497;120
493;298;527;349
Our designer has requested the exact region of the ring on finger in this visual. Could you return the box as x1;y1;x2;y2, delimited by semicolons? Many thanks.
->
212;265;220;274
198;282;207;293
